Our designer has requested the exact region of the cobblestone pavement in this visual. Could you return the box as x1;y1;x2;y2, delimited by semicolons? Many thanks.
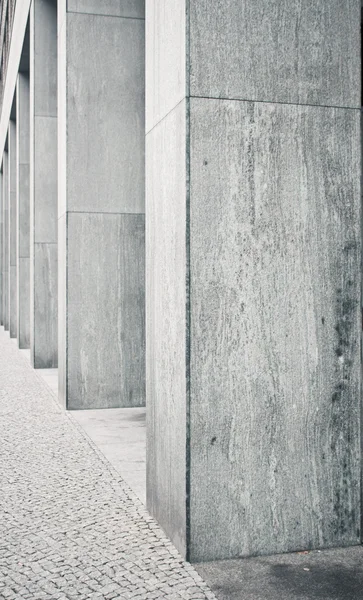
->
0;329;216;600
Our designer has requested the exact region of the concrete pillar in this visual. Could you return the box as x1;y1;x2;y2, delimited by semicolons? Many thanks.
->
8;120;17;338
2;151;9;331
146;1;361;561
30;0;57;368
58;0;145;409
0;169;2;326
17;73;30;349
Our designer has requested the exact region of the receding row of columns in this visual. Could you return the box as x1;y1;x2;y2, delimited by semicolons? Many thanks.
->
0;0;361;564
0;0;145;410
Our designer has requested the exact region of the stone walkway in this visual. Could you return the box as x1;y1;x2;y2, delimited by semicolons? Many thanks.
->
0;328;216;600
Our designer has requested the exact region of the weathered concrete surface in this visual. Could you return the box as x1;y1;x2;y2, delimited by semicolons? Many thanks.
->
0;171;2;326
146;99;187;557
8;120;17;339
146;1;361;562
66;213;145;409
17;73;30;349
2;152;9;331
58;5;145;409
189;0;360;108
30;0;58;368
67;0;145;18
196;547;363;600
189;99;361;561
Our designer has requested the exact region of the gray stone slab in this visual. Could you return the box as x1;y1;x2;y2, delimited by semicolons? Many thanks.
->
65;212;145;409
58;213;67;406
145;0;186;132
33;116;57;243
67;0;145;18
189;0;360;108
9;192;17;265
62;12;144;215
9;265;17;338
196;546;363;600
146;100;187;557
31;0;57;117
18;164;30;258
188;98;361;561
32;242;57;368
17;74;30;165
0;171;2;325
2;153;8;331
17;257;30;349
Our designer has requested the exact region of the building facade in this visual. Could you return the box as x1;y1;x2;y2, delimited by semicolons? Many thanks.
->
0;0;361;563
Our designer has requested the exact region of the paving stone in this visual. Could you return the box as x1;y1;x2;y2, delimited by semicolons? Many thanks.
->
0;329;216;600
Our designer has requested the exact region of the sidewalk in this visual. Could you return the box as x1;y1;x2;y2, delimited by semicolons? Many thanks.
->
0;328;216;600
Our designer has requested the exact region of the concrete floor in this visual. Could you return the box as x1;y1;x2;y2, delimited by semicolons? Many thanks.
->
71;407;146;505
196;546;363;600
15;337;147;504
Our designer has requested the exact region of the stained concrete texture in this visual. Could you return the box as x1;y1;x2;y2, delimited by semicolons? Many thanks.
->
196;546;363;600
30;0;58;369
146;99;187;557
17;73;30;349
146;1;361;563
189;0;360;108
188;99;361;561
2;153;8;331
72;407;146;504
58;5;145;410
63;213;145;409
8;121;17;339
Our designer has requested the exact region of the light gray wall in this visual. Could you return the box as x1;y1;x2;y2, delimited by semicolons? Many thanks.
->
2;151;9;331
8;119;17;339
16;73;30;349
0;170;2;326
58;0;145;409
146;0;361;561
29;0;58;368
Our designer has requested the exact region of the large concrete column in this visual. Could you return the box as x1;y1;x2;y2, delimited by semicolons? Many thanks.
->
8;120;17;338
2;151;9;331
0;169;2;326
17;73;30;349
30;0;58;368
146;1;361;561
58;1;145;409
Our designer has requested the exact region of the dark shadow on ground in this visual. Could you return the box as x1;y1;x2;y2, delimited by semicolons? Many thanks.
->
196;546;363;600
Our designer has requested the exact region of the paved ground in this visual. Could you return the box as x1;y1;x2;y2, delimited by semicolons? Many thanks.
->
0;328;216;600
72;408;146;506
197;541;363;600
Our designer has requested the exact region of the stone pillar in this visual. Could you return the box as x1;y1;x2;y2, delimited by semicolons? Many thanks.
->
17;73;30;349
58;0;145;409
8;120;17;338
2;152;9;331
146;1;361;561
0;169;2;326
30;0;57;368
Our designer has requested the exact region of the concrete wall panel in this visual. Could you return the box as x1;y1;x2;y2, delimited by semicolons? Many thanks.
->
66;12;145;213
33;242;57;368
189;0;360;108
66;212;145;409
67;0;144;18
189;98;361;561
34;117;57;243
145;0;186;132
3;153;9;331
146;100;187;557
8;122;17;338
